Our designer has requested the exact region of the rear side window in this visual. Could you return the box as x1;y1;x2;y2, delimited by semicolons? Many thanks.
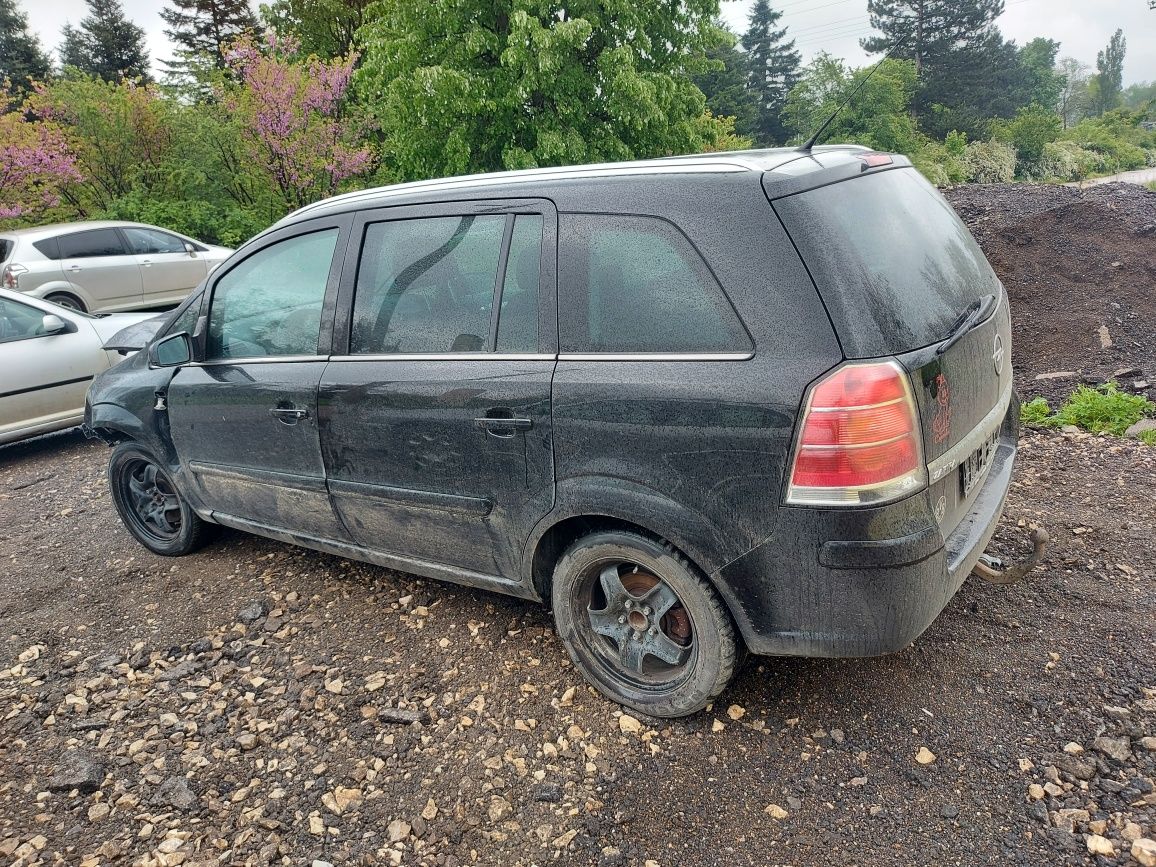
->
496;215;541;353
558;214;751;354
774;168;999;358
0;239;12;262
32;237;61;260
351;215;505;354
58;229;126;259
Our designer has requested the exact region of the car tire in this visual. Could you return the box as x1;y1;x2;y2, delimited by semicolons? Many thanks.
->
108;442;210;556
550;530;739;718
45;293;85;312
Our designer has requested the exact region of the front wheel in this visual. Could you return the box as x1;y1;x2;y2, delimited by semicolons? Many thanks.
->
550;530;739;718
108;442;209;556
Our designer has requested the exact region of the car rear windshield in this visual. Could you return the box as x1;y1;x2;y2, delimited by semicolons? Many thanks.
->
774;168;1000;358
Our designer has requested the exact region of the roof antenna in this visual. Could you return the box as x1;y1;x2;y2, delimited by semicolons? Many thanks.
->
800;33;911;152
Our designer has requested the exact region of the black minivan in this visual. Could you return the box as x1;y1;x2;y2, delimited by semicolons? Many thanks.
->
86;146;1020;717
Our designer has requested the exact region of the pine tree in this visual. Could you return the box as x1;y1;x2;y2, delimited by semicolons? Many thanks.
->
1095;28;1126;115
58;0;151;82
161;0;256;86
861;0;1005;75
741;0;801;146
0;0;50;95
692;22;759;142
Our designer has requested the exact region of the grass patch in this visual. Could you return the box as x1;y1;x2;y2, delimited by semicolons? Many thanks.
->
1147;181;1156;193
1020;382;1156;438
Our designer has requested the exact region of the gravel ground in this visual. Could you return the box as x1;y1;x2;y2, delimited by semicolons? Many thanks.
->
1;183;1154;866
1;425;1153;866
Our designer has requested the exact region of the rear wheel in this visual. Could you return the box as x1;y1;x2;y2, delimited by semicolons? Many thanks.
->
108;442;209;556
45;293;85;312
550;530;738;718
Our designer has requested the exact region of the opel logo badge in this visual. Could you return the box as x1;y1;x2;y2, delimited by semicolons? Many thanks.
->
993;335;1005;376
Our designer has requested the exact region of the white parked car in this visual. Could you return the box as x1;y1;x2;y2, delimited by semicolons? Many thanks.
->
0;289;160;446
0;221;232;313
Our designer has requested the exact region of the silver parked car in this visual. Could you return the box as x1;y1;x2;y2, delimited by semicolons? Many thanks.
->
0;221;232;313
0;288;157;445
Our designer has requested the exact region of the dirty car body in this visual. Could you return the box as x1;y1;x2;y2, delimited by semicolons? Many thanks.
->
85;146;1020;716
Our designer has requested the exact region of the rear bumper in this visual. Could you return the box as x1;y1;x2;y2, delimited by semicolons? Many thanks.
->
713;398;1019;658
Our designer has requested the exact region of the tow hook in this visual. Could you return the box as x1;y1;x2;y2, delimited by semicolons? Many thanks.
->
972;526;1050;585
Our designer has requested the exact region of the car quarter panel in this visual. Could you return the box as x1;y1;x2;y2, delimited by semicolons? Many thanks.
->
544;174;843;576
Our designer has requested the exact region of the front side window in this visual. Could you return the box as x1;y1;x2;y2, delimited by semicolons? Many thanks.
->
123;227;187;255
0;297;54;343
58;229;126;259
351;215;505;354
207;228;338;359
558;214;751;354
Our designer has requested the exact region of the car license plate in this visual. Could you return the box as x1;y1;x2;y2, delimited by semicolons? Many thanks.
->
960;431;998;498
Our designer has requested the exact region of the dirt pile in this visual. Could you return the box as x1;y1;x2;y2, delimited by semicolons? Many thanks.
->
945;182;1156;405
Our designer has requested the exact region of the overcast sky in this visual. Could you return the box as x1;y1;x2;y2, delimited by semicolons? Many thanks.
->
23;0;1156;85
719;0;1155;84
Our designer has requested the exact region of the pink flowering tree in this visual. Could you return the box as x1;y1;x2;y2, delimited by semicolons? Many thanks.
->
223;36;375;211
0;94;83;222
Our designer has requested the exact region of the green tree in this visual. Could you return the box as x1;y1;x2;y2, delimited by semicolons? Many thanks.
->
57;0;151;82
161;0;257;90
1018;38;1063;110
918;32;1032;139
785;54;923;153
1057;56;1092;128
0;0;50;96
861;0;1005;75
259;0;372;58
1122;81;1156;109
356;0;731;182
741;0;800;146
1095;28;1126;115
692;22;758;141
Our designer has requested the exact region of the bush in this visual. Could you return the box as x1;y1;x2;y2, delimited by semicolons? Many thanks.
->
1037;141;1101;181
1063;113;1155;174
1020;397;1054;427
961;140;1017;183
1052;382;1155;435
911;139;966;186
98;191;273;248
993;104;1061;175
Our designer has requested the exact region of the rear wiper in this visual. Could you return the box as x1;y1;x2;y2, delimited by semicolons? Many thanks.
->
936;294;996;355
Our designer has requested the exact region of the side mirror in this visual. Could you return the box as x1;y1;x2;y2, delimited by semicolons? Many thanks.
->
184;241;197;256
41;314;69;335
149;332;192;367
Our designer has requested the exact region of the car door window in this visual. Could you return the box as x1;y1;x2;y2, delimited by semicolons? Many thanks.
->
558;214;751;354
496;215;542;353
123;227;187;255
206;228;339;360
351;215;505;354
58;229;127;259
0;298;53;343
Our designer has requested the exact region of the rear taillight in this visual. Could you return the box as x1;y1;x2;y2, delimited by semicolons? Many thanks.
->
786;361;926;506
2;263;26;290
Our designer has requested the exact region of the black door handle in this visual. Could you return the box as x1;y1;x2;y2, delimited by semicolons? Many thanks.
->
270;406;310;424
474;410;533;437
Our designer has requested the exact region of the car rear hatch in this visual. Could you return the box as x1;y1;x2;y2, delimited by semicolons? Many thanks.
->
771;164;1013;534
